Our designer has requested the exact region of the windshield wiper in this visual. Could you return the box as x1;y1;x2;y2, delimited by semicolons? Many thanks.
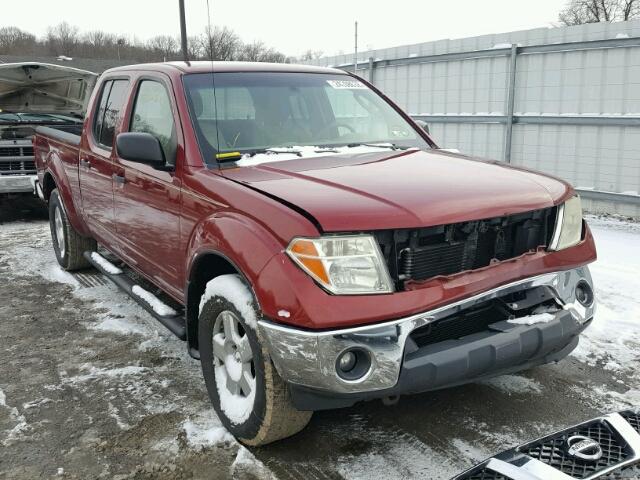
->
346;142;407;150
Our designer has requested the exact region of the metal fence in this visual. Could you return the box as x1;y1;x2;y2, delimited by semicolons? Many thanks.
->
309;20;640;217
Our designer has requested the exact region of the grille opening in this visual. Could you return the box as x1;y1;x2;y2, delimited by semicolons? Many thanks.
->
519;420;631;479
457;467;512;480
409;286;558;349
0;144;36;176
621;411;640;434
375;207;557;290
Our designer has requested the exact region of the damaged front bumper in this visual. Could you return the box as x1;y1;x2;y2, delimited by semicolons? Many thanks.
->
258;267;595;410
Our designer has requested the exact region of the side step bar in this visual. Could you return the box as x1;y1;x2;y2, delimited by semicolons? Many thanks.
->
83;251;187;340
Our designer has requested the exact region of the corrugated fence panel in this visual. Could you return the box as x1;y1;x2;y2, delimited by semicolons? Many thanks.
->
309;19;640;217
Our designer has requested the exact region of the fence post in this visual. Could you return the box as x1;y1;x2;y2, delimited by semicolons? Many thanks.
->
368;57;375;83
504;43;518;163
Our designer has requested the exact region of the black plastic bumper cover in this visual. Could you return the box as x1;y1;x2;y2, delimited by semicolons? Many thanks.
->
289;311;588;411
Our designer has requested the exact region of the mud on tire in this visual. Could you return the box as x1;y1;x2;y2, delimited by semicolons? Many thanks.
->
49;188;96;271
198;274;312;446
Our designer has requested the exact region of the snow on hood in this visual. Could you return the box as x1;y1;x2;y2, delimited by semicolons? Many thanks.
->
0;62;97;116
235;144;404;167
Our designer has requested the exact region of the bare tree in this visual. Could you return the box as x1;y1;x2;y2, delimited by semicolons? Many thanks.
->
0;27;36;54
187;35;203;59
559;0;640;25
200;26;241;60
298;49;324;61
147;35;178;61
46;22;80;55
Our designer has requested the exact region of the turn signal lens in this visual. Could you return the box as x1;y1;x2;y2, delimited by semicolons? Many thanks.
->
289;239;330;284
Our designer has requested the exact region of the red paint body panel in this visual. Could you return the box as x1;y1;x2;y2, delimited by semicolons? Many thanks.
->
221;149;574;231
34;62;597;332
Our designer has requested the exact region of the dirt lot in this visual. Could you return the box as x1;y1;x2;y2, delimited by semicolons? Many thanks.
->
1;195;639;480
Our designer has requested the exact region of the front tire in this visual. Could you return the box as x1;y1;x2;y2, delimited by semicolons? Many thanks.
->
198;274;312;446
49;188;96;271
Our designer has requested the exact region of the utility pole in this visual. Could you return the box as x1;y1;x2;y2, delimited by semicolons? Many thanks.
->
354;21;358;73
178;0;189;63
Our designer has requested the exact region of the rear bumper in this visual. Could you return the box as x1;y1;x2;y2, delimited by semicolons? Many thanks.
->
258;267;594;410
0;175;37;194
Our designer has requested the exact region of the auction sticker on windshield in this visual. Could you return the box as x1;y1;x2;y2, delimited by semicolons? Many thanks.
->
326;79;368;89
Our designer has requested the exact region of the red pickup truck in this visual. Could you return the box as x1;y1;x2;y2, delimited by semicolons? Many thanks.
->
34;61;597;445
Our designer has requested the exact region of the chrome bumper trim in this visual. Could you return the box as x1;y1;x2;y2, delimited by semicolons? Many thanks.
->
258;266;594;394
0;174;38;194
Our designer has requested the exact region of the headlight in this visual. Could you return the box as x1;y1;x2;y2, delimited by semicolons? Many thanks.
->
549;196;583;251
286;235;394;295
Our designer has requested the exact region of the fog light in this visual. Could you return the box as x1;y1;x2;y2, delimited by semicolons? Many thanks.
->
335;348;372;381
575;280;594;307
338;351;357;372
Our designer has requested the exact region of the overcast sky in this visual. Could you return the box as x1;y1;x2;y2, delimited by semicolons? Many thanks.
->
5;0;568;57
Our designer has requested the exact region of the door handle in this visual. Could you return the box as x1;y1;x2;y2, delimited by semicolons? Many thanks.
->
112;174;126;185
80;158;91;169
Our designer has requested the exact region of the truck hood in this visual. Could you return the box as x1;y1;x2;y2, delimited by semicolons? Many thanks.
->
222;149;572;232
0;62;97;116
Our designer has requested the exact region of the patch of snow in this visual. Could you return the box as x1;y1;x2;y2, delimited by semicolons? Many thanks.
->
182;414;234;449
481;375;543;395
616;33;630;39
450;438;492;464
277;309;291;318
571;216;640;369
90;316;150;336
62;365;148;384
235;144;401;167
131;285;177;317
57;468;64;476
108;401;130;430
90;252;122;275
507;312;555;326
0;388;29;446
22;398;53;410
199;274;257;329
230;446;277;479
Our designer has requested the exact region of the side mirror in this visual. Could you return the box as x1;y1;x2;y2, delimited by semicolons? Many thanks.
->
414;119;430;135
116;132;167;169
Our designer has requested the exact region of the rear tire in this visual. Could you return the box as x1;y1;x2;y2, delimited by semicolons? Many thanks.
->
198;274;312;446
49;188;96;271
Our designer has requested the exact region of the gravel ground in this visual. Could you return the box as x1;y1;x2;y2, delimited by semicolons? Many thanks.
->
0;195;639;480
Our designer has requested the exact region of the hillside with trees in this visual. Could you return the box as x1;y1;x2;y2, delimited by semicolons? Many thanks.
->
0;22;291;63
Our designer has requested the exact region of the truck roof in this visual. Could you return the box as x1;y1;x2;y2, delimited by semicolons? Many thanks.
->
104;61;346;76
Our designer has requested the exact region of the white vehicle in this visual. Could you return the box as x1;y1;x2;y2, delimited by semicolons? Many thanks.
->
0;63;96;196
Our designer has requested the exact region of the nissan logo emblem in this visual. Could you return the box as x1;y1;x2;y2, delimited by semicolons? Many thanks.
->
566;435;603;462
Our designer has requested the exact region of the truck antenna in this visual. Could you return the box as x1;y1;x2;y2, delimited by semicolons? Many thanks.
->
178;0;190;64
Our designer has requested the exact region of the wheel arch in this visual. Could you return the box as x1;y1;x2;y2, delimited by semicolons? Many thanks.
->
185;249;262;355
42;171;57;202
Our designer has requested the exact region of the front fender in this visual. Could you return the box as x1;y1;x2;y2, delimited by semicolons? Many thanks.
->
185;212;285;301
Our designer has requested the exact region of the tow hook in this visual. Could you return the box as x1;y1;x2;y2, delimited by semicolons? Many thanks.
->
381;395;400;406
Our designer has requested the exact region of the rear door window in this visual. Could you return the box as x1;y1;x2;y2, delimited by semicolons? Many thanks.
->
93;79;130;148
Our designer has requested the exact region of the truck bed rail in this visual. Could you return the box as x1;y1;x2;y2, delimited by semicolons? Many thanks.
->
35;126;81;147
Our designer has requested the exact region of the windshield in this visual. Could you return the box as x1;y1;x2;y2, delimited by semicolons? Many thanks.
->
183;72;430;164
